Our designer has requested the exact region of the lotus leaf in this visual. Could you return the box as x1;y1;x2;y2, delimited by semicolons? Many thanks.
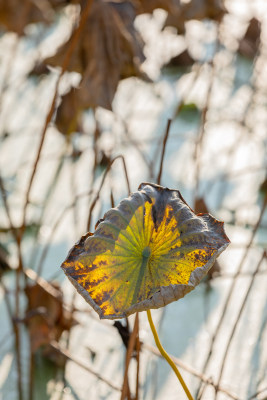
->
61;183;230;319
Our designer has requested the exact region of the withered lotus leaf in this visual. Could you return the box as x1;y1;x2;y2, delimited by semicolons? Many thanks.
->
61;183;230;319
0;0;72;35
45;0;147;111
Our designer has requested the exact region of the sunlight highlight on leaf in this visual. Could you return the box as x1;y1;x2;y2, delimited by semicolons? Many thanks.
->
61;183;230;319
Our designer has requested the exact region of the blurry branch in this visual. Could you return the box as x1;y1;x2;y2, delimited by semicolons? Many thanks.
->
25;268;64;299
202;128;244;203
7;5;94;394
122;119;154;180
63;289;77;383
152;64;202;179
213;269;267;279
157;119;171;185
0;174;19;244
193;60;216;203
248;386;267;400
28;145;67;270
91;110;100;183
203;35;263;201
0;38;19;116
227;165;267;180
120;314;139;400
197;197;267;399
36;189;93;277
193;19;224;204
0;281;14;325
135;320;141;400
21;0;94;238
70;149;80;240
110;190;115;209
0;331;13;352
49;340;121;392
87;155;131;231
215;250;267;398
142;343;239;400
78;307;239;399
0;278;23;400
0;174;23;400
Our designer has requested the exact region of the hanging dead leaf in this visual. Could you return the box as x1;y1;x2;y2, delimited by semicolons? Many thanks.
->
61;183;230;319
0;0;71;35
181;0;226;21
164;0;226;33
45;0;147;113
238;18;261;59
25;275;76;354
55;87;81;136
136;0;180;15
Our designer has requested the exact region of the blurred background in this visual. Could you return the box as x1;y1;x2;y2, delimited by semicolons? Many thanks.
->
0;0;266;399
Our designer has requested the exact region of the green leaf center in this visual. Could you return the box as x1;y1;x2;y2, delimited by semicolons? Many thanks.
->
142;246;151;259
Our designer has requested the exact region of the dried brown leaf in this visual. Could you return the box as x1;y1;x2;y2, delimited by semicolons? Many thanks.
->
164;0;226;32
0;0;71;35
181;0;226;21
45;0;147;115
55;87;81;136
238;18;261;59
136;0;180;15
25;280;76;353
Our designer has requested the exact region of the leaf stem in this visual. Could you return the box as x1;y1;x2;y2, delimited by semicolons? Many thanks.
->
146;309;193;400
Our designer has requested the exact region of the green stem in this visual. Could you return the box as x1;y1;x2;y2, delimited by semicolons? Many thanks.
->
146;309;194;400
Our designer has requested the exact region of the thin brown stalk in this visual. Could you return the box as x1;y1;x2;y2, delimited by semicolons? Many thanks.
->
197;198;267;399
70;155;80;239
92;109;100;177
156;119;171;186
122;119;154;180
193;64;214;203
49;340;121;392
110;190;115;208
214;251;266;398
120;314;139;400
87;155;131;231
135;316;140;400
152;63;202;177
